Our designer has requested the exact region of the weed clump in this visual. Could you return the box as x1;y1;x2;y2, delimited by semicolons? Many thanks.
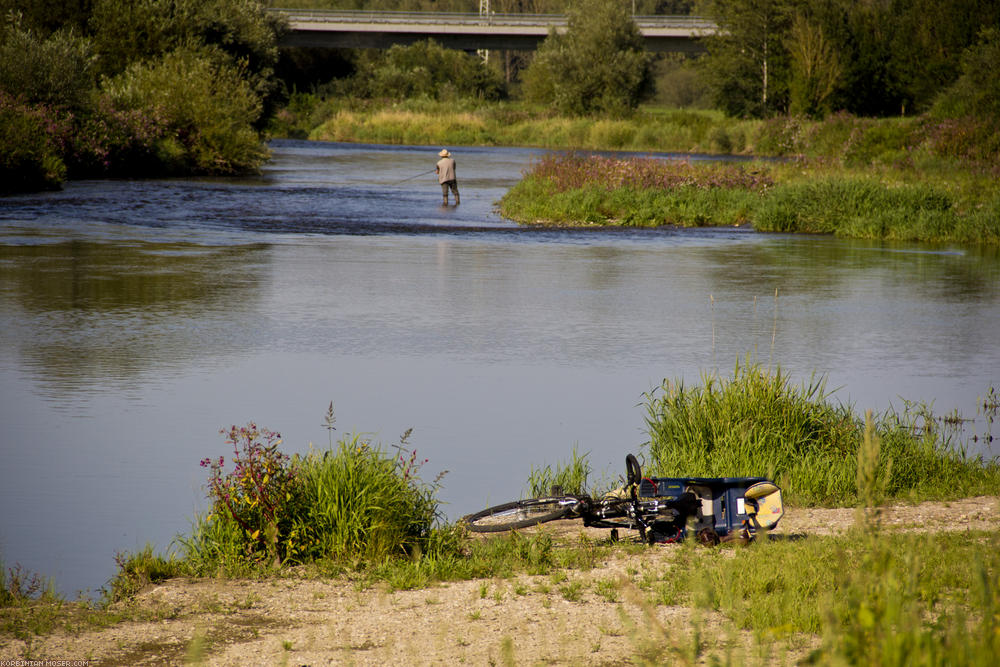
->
179;412;450;578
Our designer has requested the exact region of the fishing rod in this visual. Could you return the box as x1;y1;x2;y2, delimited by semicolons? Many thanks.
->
392;169;436;185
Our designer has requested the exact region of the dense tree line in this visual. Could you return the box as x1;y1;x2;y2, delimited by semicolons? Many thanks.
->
701;0;1000;119
3;0;997;194
0;0;282;192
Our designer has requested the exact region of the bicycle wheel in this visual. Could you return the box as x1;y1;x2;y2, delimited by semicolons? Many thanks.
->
463;497;576;533
626;454;642;487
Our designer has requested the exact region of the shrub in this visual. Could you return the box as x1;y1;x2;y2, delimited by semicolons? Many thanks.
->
103;47;268;174
0;94;66;192
0;19;96;111
342;39;506;102
930;27;1000;122
184;415;446;574
66;96;168;177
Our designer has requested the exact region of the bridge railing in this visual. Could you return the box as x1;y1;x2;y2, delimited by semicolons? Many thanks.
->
268;8;716;31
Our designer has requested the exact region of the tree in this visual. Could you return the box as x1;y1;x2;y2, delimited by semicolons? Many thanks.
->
521;0;652;116
88;0;283;127
786;14;841;117
0;17;96;111
931;27;1000;121
343;40;506;101
699;0;795;118
0;0;93;34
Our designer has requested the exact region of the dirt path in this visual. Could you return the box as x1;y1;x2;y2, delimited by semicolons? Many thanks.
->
4;496;998;666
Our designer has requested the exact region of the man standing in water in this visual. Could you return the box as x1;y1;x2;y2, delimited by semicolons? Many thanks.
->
436;149;459;206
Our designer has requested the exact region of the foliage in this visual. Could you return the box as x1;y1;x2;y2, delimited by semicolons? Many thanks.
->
753;177;955;237
199;423;301;565
0;17;96;111
931;27;1000;122
0;0;93;34
293;431;442;563
63;94;170;177
0;94;67;192
700;0;1000;118
785;13;841;118
0;0;280;191
182;412;446;576
498;152;772;226
103;47;269;174
337;39;506;101
521;0;651;116
88;0;280;79
643;362;1000;505
699;0;794;118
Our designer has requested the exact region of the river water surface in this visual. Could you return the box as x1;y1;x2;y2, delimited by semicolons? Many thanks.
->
2;140;998;596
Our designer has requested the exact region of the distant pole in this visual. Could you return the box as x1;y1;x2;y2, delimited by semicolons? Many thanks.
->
478;0;491;63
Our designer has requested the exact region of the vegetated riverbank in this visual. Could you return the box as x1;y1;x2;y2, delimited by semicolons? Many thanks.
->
3;501;999;665
3;367;999;664
272;96;1000;245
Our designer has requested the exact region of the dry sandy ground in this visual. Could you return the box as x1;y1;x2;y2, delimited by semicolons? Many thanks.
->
3;496;998;666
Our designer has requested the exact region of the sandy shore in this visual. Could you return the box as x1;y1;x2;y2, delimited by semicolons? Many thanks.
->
3;496;998;666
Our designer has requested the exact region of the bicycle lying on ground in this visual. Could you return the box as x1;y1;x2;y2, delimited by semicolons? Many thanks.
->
462;454;784;544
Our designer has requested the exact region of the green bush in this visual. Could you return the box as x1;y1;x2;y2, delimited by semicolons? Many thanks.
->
931;28;1000;122
0;19;96;111
0;95;66;192
340;39;506;102
103;47;268;174
753;177;954;237
295;434;439;563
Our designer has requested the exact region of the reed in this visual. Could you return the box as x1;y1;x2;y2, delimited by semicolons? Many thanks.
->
525;445;592;497
643;362;1000;506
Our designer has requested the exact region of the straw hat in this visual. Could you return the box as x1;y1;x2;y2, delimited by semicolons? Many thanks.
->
438;149;451;157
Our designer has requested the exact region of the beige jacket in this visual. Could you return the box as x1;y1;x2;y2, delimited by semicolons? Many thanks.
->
436;157;456;183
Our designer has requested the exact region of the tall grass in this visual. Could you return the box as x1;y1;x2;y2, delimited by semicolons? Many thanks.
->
298;98;760;154
644;362;1000;505
525;445;592;497
498;153;771;227
651;417;1000;666
499;153;1000;243
294;434;439;563
180;421;448;576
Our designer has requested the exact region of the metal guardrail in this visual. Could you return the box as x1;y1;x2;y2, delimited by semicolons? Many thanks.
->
268;8;716;31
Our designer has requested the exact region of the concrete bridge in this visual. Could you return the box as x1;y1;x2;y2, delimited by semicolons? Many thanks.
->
271;9;715;53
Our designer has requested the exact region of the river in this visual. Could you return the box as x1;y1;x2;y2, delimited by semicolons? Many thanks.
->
1;140;998;597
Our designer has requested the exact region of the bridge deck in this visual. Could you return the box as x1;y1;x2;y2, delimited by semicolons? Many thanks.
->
271;10;714;53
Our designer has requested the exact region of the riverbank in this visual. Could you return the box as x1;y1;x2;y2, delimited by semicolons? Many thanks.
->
4;497;998;665
272;98;1000;245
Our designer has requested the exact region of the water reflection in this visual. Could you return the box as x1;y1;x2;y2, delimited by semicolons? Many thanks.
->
1;241;268;397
